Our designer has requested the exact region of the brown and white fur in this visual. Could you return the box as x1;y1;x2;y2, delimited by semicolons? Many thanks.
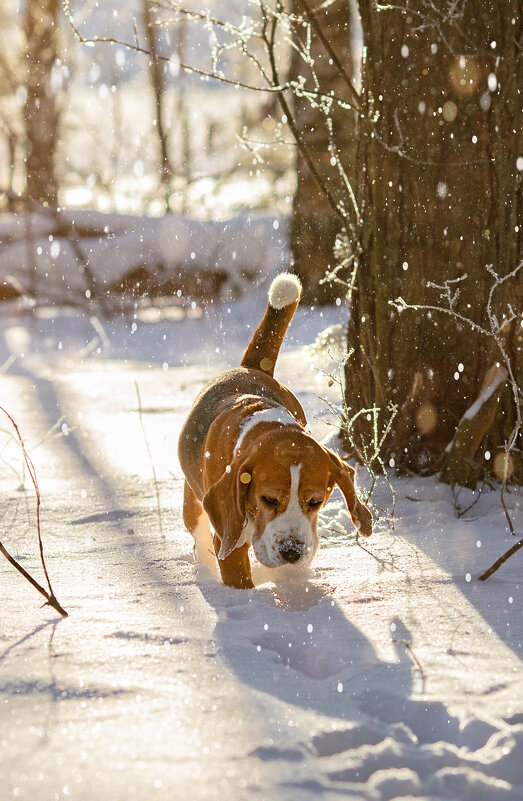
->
178;273;372;589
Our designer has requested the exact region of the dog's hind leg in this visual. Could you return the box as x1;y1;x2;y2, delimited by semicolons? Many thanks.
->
183;481;217;570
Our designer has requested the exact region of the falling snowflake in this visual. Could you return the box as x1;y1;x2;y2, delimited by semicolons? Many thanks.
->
436;182;448;198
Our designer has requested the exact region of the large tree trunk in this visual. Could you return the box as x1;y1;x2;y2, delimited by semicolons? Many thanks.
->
343;1;522;482
24;0;60;208
290;0;356;304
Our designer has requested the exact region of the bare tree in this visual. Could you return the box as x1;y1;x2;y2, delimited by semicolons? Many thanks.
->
24;0;60;208
344;0;522;482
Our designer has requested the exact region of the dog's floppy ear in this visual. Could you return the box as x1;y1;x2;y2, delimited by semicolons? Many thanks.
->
202;451;254;561
324;448;373;537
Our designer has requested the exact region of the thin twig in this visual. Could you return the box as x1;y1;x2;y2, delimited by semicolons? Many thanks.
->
135;382;164;536
393;637;425;691
62;0;288;95
500;464;516;537
478;537;523;581
0;541;67;616
260;1;347;225
0;407;61;602
452;482;485;519
295;0;360;111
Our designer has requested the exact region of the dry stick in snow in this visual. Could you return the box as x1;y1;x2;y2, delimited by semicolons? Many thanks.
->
135;382;164;536
478;537;523;582
0;407;67;617
393;638;425;689
0;541;67;616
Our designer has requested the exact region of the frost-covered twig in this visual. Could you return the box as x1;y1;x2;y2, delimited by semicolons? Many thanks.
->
294;0;361;111
259;0;347;225
309;331;396;526
0;407;67;617
63;0;289;95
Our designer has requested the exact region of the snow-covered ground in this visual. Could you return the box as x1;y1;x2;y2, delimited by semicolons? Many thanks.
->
0;291;521;801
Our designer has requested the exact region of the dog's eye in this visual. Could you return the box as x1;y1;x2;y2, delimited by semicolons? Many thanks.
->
261;495;279;508
308;498;323;509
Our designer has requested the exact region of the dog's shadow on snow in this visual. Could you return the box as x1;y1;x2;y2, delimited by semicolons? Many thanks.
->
197;570;486;749
196;567;419;724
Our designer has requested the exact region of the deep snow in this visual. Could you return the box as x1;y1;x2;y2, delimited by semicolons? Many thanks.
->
0;291;521;801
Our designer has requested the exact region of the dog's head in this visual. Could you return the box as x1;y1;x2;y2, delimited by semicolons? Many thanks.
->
202;430;372;567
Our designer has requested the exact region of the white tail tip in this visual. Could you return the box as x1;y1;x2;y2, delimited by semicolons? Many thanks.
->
268;273;302;310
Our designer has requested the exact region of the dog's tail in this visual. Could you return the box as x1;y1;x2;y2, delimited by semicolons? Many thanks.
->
240;273;302;377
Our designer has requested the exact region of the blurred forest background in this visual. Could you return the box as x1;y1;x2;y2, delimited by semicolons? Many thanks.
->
0;0;299;216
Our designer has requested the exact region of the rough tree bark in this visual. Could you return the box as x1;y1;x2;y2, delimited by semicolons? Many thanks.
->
24;0;60;208
343;0;522;482
290;0;356;304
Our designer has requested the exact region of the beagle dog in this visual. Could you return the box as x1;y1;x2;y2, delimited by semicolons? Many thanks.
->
178;273;372;589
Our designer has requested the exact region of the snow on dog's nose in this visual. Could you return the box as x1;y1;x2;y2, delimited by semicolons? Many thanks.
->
278;540;305;564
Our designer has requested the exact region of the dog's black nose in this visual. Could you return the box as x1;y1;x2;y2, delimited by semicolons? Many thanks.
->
279;542;305;563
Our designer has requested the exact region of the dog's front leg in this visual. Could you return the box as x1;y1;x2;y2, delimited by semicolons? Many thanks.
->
213;535;254;589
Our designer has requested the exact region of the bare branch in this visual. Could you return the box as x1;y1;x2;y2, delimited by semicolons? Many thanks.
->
295;0;361;110
478;537;523;581
260;0;348;224
0;541;68;617
0;407;67;617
